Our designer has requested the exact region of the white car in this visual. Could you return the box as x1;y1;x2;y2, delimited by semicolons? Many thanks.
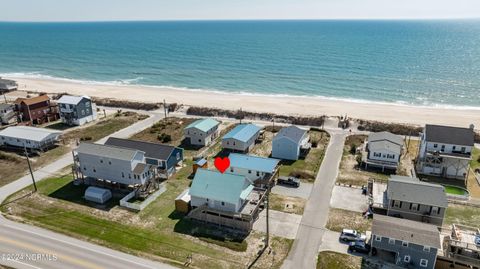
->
340;229;367;242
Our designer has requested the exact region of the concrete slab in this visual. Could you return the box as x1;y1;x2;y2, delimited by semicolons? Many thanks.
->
253;210;302;239
271;182;313;199
330;185;369;213
318;230;349;254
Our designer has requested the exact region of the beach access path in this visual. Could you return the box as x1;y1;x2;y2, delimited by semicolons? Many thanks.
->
0;110;175;269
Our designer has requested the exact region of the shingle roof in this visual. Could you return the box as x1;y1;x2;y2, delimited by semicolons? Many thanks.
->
222;124;261;143
274;126;308;144
372;214;441;249
190;169;253;205
0;126;61;142
387;175;448;208
57;95;90;105
368;131;403;146
425;124;474;147
105;137;178;161
0;103;13;110
185;118;220;133
76;143;140;161
14;95;50;106
229;153;279;173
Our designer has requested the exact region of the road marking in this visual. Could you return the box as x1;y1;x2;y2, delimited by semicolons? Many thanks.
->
1;222;164;269
2;259;43;269
0;235;103;269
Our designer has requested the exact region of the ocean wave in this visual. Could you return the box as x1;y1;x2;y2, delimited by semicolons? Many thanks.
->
2;72;480;111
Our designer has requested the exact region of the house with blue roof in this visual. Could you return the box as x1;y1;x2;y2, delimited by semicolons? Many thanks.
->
184;118;220;146
222;124;261;152
228;153;279;188
190;168;254;212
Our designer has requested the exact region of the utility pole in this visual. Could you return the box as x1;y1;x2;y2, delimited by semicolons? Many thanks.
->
163;99;167;118
271;118;275;132
3;94;6;103
266;186;270;246
24;145;37;192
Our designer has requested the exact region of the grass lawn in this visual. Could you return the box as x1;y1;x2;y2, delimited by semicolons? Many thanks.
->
278;130;330;182
1;160;292;269
317;251;362;269
471;147;480;171
444;204;480;228
326;208;372;233
0;112;144;187
467;147;480;198
269;193;306;215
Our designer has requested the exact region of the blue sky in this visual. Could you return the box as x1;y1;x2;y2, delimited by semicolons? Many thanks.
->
1;0;479;22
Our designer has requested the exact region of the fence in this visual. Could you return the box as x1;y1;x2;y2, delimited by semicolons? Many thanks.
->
120;184;166;211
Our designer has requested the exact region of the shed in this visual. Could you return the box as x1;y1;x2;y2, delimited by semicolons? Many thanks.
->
84;186;112;204
175;188;191;213
192;158;208;174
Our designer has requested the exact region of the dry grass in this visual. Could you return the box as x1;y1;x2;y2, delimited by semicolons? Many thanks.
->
269;193;306;215
317;251;362;269
445;204;480;228
326;208;372;233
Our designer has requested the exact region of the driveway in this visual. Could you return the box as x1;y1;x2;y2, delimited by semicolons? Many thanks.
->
330;185;369;213
318;230;348;254
271;183;313;199
253;210;302;239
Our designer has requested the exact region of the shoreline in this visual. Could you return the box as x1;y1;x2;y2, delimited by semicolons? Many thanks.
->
6;76;480;128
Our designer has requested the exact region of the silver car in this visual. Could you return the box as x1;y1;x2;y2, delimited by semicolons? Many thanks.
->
340;229;367;242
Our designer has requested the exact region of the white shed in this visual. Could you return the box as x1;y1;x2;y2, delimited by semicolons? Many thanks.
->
84;186;112;204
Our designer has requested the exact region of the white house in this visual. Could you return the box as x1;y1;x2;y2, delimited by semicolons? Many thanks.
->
189;168;253;213
184;118;220;146
416;124;475;180
0;126;62;150
57;95;97;126
272;125;310;160
0;103;16;124
222;124;261;152
74;143;154;186
362;131;404;171
228;153;279;188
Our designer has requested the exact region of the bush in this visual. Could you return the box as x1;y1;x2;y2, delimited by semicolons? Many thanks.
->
349;144;357;155
157;133;172;143
289;170;315;179
80;136;93;141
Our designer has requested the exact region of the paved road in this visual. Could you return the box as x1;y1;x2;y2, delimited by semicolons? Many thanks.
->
281;131;347;269
0;111;175;269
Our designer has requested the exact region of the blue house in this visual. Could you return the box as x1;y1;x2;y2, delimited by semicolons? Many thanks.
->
222;124;261;152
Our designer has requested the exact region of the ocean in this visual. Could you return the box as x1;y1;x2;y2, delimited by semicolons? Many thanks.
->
0;20;479;108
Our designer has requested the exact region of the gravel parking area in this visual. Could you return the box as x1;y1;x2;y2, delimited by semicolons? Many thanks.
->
330;185;369;213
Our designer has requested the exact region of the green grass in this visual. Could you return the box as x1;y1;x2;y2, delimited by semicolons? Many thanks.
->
317;251;362;269
445;204;480;228
471;147;480;170
443;185;468;196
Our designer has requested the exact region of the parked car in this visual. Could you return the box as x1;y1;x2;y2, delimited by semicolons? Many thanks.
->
348;241;371;254
340;229;367;242
277;176;300;187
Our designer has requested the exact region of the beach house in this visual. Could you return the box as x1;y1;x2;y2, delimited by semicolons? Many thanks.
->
384;175;448;226
184;118;220;146
362;131;403;172
228;153;279;188
0;126;62;151
272;125;310;161
371;215;441;269
0;103;16;124
14;95;59;125
74;143;154;186
104;137;183;179
57;95;97;126
416;124;475;180
222;124;261;152
188;168;263;230
0;78;17;94
440;224;480;268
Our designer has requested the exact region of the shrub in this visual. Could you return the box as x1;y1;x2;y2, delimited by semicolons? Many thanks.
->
157;133;172;143
349;144;357;155
80;136;93;141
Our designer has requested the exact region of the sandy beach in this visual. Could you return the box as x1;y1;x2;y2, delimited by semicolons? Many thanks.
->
6;76;480;128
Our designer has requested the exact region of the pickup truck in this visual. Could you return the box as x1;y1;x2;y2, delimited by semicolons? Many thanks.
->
277;176;300;187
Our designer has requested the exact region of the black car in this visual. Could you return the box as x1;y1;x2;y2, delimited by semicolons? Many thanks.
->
277;176;300;187
348;241;371;254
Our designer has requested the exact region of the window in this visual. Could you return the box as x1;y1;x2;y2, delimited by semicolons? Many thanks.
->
375;235;382;242
402;241;408;247
176;152;181;160
256;171;260;177
393;200;401;208
100;160;103;163
452;146;456;150
230;168;234;172
388;238;395;245
433;144;438;148
121;172;125;178
109;161;112;165
93;168;96;173
248;170;252;174
83;166;87;171
420;259;428;267
410;203;419;211
128;174;131;179
423;246;430;252
221;202;225;206
461;147;466;153
404;255;410;263
431;206;440;215
441;145;445;151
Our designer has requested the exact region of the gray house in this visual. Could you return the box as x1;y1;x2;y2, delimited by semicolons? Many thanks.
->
372;214;441;269
0;103;16;124
271;125;310;161
386;175;448;226
184;118;220;146
104;137;183;179
57;95;97;126
0;126;62;151
0;78;17;94
362;131;403;171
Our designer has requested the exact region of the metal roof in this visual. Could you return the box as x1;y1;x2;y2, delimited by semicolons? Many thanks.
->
76;143;141;161
185;118;220;133
372;214;441;249
0;103;13;110
425;124;474;146
57;95;90;105
368;131;403;146
105;137;178;161
222;124;261;143
387;175;448;208
0;126;61;142
274;125;308;144
14;95;50;106
189;169;253;205
229;153;279;173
